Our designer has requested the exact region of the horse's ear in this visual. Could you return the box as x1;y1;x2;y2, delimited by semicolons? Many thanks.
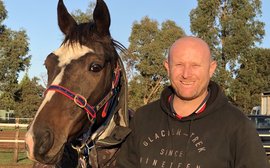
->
57;0;77;35
93;0;111;36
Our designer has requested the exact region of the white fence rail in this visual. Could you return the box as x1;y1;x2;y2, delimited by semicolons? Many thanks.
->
0;119;29;162
0;139;25;143
0;123;28;128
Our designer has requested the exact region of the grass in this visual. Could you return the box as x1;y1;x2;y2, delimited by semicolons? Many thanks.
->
0;150;33;167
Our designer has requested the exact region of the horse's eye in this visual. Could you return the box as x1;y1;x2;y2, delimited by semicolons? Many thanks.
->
89;63;103;72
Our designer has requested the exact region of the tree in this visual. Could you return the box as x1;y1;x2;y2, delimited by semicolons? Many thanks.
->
190;0;265;97
14;73;44;118
124;17;185;110
0;0;31;111
231;48;270;113
71;2;95;23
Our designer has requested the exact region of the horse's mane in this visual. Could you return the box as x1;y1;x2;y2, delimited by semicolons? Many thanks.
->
112;39;128;55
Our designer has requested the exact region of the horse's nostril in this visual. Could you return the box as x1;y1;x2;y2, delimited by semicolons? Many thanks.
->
38;131;53;155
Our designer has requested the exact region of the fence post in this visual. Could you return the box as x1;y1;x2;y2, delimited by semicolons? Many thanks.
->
13;118;19;163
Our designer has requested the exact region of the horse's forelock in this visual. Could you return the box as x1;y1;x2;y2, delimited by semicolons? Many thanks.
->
61;22;119;66
62;22;94;46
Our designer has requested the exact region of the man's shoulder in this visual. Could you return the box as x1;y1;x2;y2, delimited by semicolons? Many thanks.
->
138;99;160;111
217;102;252;127
134;99;161;117
222;102;246;119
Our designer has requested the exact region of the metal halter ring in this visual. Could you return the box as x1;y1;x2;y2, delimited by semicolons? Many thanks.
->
74;94;87;108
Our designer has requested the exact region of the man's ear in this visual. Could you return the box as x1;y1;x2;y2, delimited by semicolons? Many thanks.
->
209;60;217;78
163;59;170;77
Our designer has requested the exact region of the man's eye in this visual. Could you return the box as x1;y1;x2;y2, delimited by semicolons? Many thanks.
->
89;63;103;72
192;64;200;67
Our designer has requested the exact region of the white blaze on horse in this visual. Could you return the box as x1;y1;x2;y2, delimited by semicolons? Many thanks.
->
25;0;130;167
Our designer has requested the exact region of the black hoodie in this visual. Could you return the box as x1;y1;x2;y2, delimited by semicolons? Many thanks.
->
116;81;269;168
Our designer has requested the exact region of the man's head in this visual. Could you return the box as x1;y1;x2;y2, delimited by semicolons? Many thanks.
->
164;36;217;101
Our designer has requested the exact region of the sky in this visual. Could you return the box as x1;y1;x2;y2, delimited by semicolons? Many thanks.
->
2;0;270;81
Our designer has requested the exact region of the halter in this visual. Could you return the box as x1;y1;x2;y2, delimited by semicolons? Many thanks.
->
45;64;121;122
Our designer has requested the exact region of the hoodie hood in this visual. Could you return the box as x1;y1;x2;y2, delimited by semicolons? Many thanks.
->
160;81;228;121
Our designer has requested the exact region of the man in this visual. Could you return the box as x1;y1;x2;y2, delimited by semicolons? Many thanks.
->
116;36;269;168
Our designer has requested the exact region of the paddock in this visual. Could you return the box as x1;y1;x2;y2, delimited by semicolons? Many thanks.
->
0;118;33;167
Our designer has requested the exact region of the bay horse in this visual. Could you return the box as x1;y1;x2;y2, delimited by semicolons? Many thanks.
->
25;0;130;167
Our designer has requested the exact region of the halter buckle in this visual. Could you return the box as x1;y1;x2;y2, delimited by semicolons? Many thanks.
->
74;94;87;108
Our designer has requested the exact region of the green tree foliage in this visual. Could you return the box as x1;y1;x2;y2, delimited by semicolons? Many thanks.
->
71;2;94;23
124;17;185;110
0;0;7;26
0;0;31;111
231;48;270;113
14;74;44;118
190;0;265;96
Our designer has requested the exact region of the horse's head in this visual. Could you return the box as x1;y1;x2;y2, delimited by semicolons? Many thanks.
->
25;0;122;164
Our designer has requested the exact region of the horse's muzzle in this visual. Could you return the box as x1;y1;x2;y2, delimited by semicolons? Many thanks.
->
25;128;57;164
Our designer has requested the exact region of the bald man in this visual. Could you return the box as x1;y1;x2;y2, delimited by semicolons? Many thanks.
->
116;36;269;168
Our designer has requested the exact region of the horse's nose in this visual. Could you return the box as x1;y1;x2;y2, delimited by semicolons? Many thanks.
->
36;130;54;155
25;129;54;160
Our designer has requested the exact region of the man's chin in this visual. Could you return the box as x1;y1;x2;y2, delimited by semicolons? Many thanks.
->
176;92;197;101
176;88;207;101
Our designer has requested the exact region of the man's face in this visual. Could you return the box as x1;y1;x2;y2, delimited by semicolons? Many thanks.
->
164;40;216;101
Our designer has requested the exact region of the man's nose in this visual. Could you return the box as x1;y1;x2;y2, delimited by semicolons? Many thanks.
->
182;66;192;78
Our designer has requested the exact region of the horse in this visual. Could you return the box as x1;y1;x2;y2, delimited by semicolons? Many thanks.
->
25;0;131;167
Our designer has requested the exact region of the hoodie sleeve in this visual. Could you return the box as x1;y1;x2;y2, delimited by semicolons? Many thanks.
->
116;117;139;168
234;118;270;168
